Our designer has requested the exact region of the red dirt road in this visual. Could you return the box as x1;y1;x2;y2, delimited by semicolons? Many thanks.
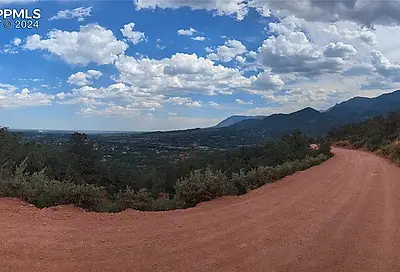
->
1;147;400;272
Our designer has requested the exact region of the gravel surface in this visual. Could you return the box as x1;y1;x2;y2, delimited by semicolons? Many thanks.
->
1;147;400;272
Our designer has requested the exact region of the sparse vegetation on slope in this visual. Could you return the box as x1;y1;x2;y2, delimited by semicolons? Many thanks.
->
0;127;333;211
328;111;400;165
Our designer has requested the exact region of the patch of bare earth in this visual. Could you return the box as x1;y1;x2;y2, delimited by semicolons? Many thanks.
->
1;148;400;272
310;143;319;149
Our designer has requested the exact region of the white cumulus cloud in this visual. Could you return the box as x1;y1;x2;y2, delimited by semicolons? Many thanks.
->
121;22;146;45
67;70;103;87
192;36;206;41
177;28;197;36
208;101;220;108
114;53;251;96
12;38;21;46
135;0;248;20
323;42;357;59
135;0;400;26
207;39;247;62
0;84;54;109
371;50;400;82
49;7;92;22
235;99;253;105
24;24;128;65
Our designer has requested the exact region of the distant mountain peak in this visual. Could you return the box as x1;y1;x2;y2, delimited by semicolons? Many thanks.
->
294;107;320;114
215;115;265;128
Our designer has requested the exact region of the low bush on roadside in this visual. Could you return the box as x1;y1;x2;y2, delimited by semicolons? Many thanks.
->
0;153;332;211
230;170;248;195
174;168;231;208
376;140;400;165
335;140;350;147
0;159;108;210
173;154;330;208
328;111;400;166
114;187;155;211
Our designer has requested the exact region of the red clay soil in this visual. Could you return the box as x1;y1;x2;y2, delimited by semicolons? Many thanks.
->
2;147;400;272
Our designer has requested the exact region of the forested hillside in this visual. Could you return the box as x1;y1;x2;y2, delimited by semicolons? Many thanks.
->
216;115;265;128
328;111;400;164
0;128;332;212
219;90;400;137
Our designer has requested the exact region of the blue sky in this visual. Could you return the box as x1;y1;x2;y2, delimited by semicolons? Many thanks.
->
1;0;400;131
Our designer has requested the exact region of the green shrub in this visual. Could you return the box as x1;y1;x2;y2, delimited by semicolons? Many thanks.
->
96;201;124;213
257;166;276;183
0;159;30;197
231;170;248;195
352;140;366;149
114;187;155;211
244;168;264;190
72;183;108;211
387;140;400;165
244;165;279;189
174;167;229;208
231;155;330;195
152;197;176;211
0;160;108;211
376;140;400;165
335;140;349;147
377;145;391;157
365;136;383;151
21;171;75;208
272;161;296;179
112;188;176;211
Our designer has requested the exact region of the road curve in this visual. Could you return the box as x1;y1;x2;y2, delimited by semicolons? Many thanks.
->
1;147;400;272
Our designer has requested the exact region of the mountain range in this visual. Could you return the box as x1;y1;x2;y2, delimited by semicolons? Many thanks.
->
215;115;266;128
216;90;400;136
